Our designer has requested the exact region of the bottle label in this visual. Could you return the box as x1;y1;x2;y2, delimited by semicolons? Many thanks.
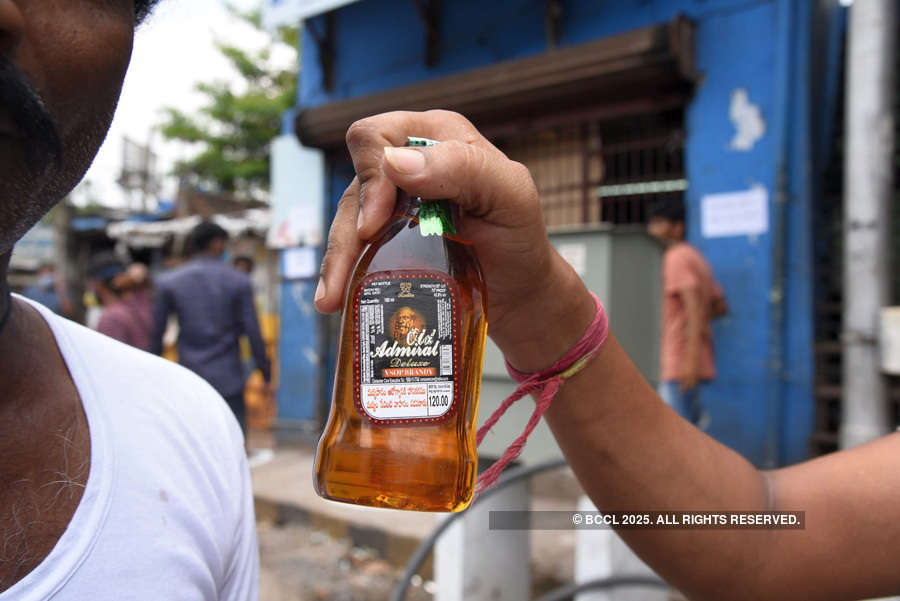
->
353;271;459;425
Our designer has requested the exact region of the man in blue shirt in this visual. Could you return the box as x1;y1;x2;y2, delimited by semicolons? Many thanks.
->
151;221;272;433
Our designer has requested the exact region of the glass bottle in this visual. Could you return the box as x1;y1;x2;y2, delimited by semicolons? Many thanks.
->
314;141;488;512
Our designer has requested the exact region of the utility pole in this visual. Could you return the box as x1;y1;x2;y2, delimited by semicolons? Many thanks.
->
840;0;897;448
118;134;160;214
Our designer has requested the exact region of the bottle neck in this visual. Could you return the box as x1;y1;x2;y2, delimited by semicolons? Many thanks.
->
391;191;471;246
399;137;456;238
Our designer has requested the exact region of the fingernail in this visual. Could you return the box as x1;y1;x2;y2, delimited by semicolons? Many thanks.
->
383;146;425;175
314;278;325;303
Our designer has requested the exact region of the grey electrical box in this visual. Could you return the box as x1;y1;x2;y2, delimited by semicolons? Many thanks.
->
475;227;662;464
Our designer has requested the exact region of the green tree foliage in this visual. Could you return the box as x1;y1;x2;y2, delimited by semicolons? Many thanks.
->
159;7;297;201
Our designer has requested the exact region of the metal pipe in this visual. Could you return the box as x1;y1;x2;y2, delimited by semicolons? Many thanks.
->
840;0;897;448
533;576;670;601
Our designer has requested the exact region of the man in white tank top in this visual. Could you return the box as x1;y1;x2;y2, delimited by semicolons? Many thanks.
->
0;1;258;598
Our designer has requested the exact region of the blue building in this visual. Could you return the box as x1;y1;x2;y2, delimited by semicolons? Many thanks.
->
273;0;866;467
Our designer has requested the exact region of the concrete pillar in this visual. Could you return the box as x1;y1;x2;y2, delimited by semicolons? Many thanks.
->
574;496;667;601
840;0;896;448
435;480;531;601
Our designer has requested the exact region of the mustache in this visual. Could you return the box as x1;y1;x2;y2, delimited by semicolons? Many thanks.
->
0;59;63;172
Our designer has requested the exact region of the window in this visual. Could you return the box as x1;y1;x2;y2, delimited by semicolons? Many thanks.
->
495;109;686;229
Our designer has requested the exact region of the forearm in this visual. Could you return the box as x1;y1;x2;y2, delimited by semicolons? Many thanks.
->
711;297;728;318
240;294;271;381
249;334;271;381
545;335;772;599
493;275;773;600
684;299;701;376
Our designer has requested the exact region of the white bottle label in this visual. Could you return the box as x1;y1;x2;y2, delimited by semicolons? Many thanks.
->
353;271;459;425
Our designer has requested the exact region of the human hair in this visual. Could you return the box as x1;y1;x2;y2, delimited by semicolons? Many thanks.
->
647;197;686;224
233;255;255;271
87;252;126;289
188;221;229;254
135;0;162;25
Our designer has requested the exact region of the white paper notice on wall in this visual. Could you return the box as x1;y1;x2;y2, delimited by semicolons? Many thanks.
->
282;246;318;280
558;243;587;276
701;186;769;238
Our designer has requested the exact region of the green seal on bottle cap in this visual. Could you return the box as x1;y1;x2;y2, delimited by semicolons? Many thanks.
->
406;136;438;147
404;137;456;237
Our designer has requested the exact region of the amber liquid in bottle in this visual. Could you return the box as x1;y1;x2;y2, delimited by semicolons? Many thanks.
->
314;190;488;512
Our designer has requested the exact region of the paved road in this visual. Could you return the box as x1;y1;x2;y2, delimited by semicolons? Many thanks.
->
258;519;433;601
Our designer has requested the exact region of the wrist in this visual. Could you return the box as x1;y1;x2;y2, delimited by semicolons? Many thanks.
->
489;252;597;373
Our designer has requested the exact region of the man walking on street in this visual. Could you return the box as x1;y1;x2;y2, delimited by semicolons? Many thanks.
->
151;221;272;433
647;198;727;428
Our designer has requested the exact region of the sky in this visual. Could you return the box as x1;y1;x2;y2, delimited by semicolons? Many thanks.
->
76;0;289;210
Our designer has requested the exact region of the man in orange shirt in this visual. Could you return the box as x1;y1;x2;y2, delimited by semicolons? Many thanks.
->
647;199;727;428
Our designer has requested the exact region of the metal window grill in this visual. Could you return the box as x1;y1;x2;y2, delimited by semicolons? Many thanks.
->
494;110;686;229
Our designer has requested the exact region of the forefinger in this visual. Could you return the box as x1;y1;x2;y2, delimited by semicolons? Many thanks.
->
314;178;364;314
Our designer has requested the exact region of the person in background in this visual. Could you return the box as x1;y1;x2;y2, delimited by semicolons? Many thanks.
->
87;253;121;310
151;221;272;434
82;288;103;330
126;261;153;314
22;263;72;316
232;254;260;379
90;254;154;351
233;255;254;275
646;198;726;428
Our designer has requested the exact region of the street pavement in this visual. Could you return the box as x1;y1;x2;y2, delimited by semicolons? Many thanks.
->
249;438;583;596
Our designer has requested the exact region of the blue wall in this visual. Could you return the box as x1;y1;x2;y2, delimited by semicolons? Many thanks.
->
298;0;826;466
277;274;322;422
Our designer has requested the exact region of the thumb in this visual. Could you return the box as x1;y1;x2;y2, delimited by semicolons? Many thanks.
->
381;140;541;230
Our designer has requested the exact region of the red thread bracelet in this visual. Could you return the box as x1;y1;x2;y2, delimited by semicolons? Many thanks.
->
473;292;609;498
